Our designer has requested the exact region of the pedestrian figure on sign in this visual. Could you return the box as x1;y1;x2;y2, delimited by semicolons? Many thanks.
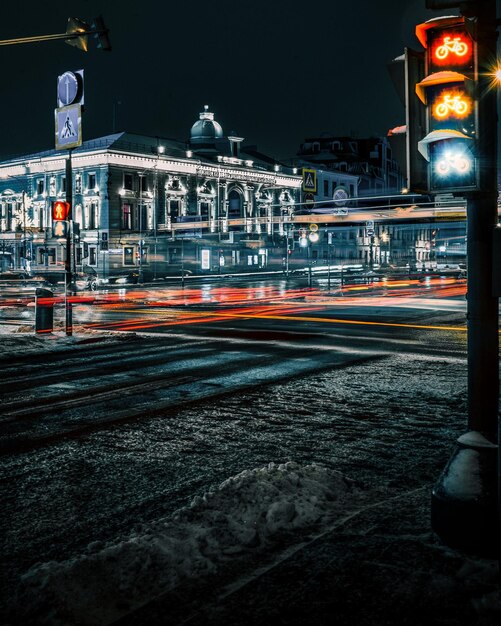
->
61;116;75;139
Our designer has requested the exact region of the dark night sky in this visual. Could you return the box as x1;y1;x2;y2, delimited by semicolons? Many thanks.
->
0;1;488;161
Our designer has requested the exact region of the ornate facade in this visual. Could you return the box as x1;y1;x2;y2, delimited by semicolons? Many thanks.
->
0;107;302;279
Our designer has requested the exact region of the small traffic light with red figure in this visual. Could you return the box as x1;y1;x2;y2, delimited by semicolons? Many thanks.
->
52;200;70;221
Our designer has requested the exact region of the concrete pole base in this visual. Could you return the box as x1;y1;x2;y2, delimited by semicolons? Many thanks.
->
431;431;499;558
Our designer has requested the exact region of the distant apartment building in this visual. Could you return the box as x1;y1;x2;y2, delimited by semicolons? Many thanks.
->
296;134;405;195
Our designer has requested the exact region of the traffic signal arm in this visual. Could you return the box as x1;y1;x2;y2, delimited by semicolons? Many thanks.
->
0;16;111;51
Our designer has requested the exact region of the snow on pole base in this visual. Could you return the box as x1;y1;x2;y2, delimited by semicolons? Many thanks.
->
431;431;499;558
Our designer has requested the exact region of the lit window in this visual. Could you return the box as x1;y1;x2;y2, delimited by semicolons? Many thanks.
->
122;204;132;230
89;246;97;266
123;246;135;266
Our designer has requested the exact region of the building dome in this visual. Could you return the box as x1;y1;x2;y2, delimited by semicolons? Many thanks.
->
190;105;223;145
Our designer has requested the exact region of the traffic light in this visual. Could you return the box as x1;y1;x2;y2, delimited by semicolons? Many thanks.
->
414;15;478;192
65;17;89;52
72;221;80;242
92;15;111;51
52;200;70;221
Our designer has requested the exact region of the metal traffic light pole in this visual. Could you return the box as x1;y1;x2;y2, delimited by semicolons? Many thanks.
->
429;0;499;557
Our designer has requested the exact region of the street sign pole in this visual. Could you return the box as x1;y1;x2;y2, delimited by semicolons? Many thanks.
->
65;149;73;336
55;69;84;337
285;228;290;279
430;0;499;557
327;247;331;291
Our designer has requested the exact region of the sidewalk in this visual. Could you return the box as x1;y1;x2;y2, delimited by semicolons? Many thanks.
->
117;485;500;626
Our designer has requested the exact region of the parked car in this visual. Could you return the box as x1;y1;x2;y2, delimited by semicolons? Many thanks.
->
75;269;141;291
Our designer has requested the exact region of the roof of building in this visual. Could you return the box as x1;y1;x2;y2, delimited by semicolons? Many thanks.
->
0;107;296;177
0;132;188;166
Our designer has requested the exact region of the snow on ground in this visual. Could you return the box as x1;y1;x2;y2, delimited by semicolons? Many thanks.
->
0;324;138;354
16;462;361;626
2;321;500;624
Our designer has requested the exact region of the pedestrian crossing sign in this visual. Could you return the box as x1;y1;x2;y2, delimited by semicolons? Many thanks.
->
302;168;317;193
55;104;82;150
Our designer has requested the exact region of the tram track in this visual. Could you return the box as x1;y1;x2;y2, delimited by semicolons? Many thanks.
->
0;341;215;393
1;338;380;455
0;350;271;420
0;310;467;456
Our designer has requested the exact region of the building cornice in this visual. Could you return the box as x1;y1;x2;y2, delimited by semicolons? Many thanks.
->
0;149;302;189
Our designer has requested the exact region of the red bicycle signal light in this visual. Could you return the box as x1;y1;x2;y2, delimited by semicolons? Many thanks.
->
52;201;70;221
430;32;472;69
414;15;478;192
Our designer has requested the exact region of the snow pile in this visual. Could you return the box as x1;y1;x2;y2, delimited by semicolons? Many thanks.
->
0;328;136;355
18;462;359;626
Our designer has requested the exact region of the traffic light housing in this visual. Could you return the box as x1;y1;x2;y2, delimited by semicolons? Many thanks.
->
92;15;111;51
65;17;89;52
52;200;70;221
72;221;80;242
414;15;478;192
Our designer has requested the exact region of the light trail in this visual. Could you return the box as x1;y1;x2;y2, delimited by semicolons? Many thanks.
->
198;312;467;332
60;277;470;333
82;301;467;334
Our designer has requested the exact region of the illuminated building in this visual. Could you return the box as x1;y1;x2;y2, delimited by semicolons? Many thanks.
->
0;110;470;280
0;106;301;280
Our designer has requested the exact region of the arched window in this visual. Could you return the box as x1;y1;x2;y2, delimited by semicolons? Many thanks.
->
74;204;83;228
228;189;243;219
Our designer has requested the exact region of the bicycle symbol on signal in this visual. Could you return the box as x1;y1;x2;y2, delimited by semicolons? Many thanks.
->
436;151;470;176
434;93;469;118
435;36;468;60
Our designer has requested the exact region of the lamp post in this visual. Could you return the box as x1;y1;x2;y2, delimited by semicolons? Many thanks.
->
153;145;164;281
181;238;185;288
138;173;143;284
327;234;333;291
306;230;319;287
285;226;291;278
381;230;390;267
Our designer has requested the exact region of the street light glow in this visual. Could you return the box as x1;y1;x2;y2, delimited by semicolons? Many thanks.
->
486;61;501;90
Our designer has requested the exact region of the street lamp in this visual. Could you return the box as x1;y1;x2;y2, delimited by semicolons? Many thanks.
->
381;230;390;266
285;227;293;278
137;172;149;284
181;238;185;288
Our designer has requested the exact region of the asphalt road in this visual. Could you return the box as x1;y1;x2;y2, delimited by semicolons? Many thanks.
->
0;277;472;623
0;278;467;455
